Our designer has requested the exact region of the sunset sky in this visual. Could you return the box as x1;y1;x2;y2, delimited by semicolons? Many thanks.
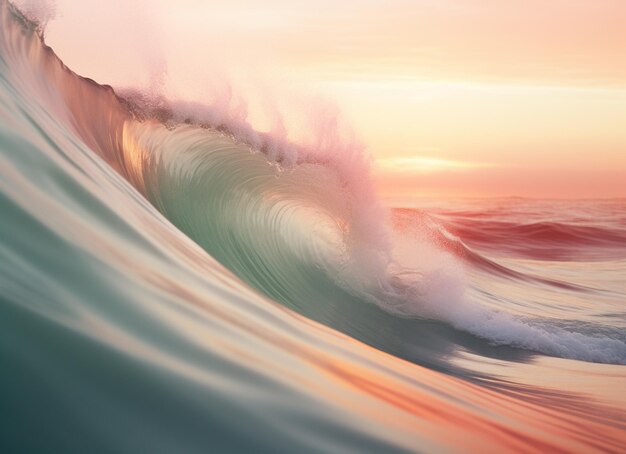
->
40;0;626;199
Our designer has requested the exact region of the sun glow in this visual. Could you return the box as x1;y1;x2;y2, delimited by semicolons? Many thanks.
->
378;156;491;174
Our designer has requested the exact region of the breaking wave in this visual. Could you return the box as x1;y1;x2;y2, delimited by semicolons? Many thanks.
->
3;2;626;451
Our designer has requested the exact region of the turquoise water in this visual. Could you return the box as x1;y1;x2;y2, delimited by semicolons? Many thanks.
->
1;2;625;452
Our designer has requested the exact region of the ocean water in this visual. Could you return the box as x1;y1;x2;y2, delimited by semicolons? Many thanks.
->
1;2;625;452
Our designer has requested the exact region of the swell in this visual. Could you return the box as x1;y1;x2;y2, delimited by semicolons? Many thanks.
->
392;209;610;293
3;0;626;366
445;218;626;261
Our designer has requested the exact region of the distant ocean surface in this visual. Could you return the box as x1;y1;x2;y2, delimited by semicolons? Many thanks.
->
1;2;625;452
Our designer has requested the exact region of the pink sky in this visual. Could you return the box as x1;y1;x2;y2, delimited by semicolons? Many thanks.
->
36;0;626;198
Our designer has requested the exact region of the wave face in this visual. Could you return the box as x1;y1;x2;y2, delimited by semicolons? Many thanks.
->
1;2;625;452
